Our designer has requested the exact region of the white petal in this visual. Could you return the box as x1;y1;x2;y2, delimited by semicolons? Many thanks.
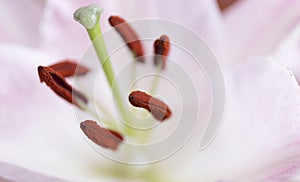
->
214;59;300;180
158;59;300;181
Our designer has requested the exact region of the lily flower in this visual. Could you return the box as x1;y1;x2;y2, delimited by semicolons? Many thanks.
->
1;0;300;182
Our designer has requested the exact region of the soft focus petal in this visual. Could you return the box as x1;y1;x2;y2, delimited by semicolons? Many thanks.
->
2;1;300;181
0;161;142;182
161;59;300;181
0;44;144;182
38;0;224;60
275;23;300;83
249;159;300;182
0;161;69;182
38;0;99;58
223;0;300;64
106;0;225;59
0;0;46;47
0;44;84;179
214;59;300;180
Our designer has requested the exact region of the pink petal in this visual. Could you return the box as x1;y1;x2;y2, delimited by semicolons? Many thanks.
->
106;0;225;58
38;0;100;58
0;0;46;47
38;0;224;61
251;159;300;182
0;161;68;182
215;59;300;180
0;45;144;182
223;0;300;63
0;161;142;182
0;45;93;181
275;23;300;84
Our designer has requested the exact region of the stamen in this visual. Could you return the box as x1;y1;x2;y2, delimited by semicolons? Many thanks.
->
154;35;170;69
109;16;145;62
80;120;123;150
129;90;172;121
38;66;88;108
49;60;89;78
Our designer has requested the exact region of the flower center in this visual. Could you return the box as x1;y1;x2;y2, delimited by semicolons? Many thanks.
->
38;4;175;181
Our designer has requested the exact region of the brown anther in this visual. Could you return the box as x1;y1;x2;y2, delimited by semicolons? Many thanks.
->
38;66;88;108
109;15;145;62
80;120;123;150
129;90;172;121
217;0;238;12
154;35;170;69
49;60;89;78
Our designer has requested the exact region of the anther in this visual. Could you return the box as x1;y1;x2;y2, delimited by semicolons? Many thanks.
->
80;120;123;150
109;16;145;62
129;90;172;121
38;66;88;108
49;60;89;78
154;35;170;69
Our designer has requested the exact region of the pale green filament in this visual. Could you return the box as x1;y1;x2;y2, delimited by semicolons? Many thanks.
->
130;61;137;90
150;59;164;95
77;100;119;130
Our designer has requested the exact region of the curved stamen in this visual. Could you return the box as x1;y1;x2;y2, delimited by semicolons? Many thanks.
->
38;66;88;108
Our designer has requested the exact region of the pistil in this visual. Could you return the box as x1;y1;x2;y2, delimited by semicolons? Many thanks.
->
74;5;129;124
